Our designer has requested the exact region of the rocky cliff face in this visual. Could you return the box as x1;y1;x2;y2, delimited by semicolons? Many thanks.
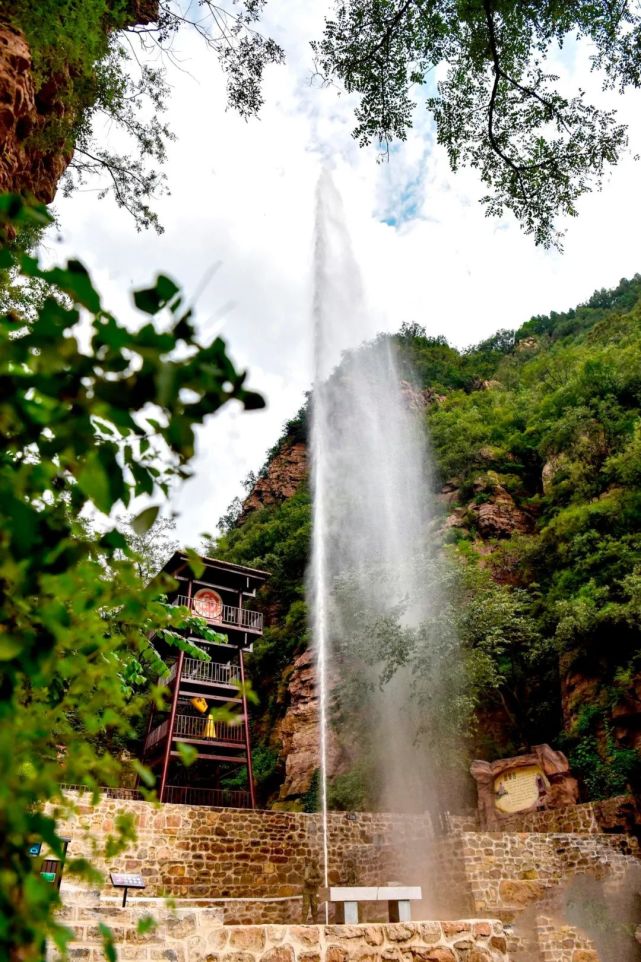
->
272;648;343;805
0;3;158;206
241;441;307;521
0;23;73;205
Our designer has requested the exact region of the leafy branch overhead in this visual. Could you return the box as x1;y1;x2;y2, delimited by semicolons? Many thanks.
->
8;1;641;242
313;0;640;247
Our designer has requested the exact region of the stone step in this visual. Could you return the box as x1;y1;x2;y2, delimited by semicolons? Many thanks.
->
51;912;511;962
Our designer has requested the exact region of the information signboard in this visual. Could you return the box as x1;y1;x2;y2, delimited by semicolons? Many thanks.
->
494;764;549;814
110;872;145;907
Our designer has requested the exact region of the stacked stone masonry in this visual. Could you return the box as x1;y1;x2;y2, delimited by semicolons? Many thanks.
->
55;792;433;915
446;796;640;836
54;792;641;959
433;829;641;960
52;895;509;962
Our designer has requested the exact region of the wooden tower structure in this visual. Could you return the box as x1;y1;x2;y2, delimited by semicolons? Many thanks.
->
141;552;269;809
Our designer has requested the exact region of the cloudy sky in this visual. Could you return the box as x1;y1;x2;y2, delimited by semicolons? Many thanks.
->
51;1;641;546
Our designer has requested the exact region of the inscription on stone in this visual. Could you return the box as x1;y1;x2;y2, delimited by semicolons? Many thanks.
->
494;765;549;814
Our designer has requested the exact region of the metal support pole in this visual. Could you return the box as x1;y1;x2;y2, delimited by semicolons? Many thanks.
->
238;649;256;809
159;649;184;802
159;575;192;802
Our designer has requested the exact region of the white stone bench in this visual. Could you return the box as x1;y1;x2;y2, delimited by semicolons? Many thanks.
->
328;886;422;923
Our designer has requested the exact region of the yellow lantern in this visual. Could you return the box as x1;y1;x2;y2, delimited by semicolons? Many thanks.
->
191;696;208;714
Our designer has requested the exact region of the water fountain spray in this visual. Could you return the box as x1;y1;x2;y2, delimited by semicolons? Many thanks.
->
310;170;446;911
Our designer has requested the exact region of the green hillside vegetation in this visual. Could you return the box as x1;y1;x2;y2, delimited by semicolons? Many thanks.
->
214;274;641;808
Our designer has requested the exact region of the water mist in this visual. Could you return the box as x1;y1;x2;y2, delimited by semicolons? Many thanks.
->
309;172;453;907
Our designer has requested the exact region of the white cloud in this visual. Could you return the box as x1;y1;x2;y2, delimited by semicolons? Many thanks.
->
50;2;641;544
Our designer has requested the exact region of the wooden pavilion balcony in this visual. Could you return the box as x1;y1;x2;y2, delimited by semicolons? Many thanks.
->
174;594;263;633
163;785;252;808
159;658;241;689
173;714;245;744
143;715;245;755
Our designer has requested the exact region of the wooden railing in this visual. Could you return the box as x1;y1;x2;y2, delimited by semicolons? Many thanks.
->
62;783;252;809
174;595;263;632
61;784;144;801
163;785;252;808
158;663;176;686
144;718;169;753
180;657;240;687
173;714;245;743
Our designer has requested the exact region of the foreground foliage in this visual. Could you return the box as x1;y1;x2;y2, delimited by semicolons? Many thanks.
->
0;195;262;960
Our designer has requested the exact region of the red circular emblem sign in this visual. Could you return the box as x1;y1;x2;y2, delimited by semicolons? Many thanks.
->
192;588;223;621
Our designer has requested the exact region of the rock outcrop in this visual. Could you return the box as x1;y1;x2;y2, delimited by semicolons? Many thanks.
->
400;379;446;411
0;3;158;205
541;452;567;494
470;486;533;539
0;23;74;205
444;479;533;541
463;473;534;540
241;441;307;521
273;648;342;804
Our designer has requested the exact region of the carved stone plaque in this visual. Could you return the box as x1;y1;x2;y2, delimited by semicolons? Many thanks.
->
494;764;549;814
470;744;579;829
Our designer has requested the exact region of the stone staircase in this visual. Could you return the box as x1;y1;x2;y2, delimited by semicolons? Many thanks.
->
53;888;225;961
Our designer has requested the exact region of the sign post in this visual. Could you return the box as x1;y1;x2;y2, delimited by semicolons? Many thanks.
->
110;872;145;907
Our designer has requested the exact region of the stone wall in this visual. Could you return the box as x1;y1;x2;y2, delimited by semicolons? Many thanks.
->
432;829;641;960
439;830;639;920
53;893;510;962
489;804;598;836
54;893;224;961
55;792;433;916
447;797;641;837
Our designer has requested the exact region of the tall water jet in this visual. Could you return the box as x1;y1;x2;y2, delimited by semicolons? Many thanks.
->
309;172;455;906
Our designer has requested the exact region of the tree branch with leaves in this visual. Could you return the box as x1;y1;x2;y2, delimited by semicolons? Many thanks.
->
312;0;639;248
0;193;263;961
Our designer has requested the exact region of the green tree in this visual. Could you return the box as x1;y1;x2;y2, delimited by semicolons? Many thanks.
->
313;0;641;247
0;194;263;961
117;513;180;582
